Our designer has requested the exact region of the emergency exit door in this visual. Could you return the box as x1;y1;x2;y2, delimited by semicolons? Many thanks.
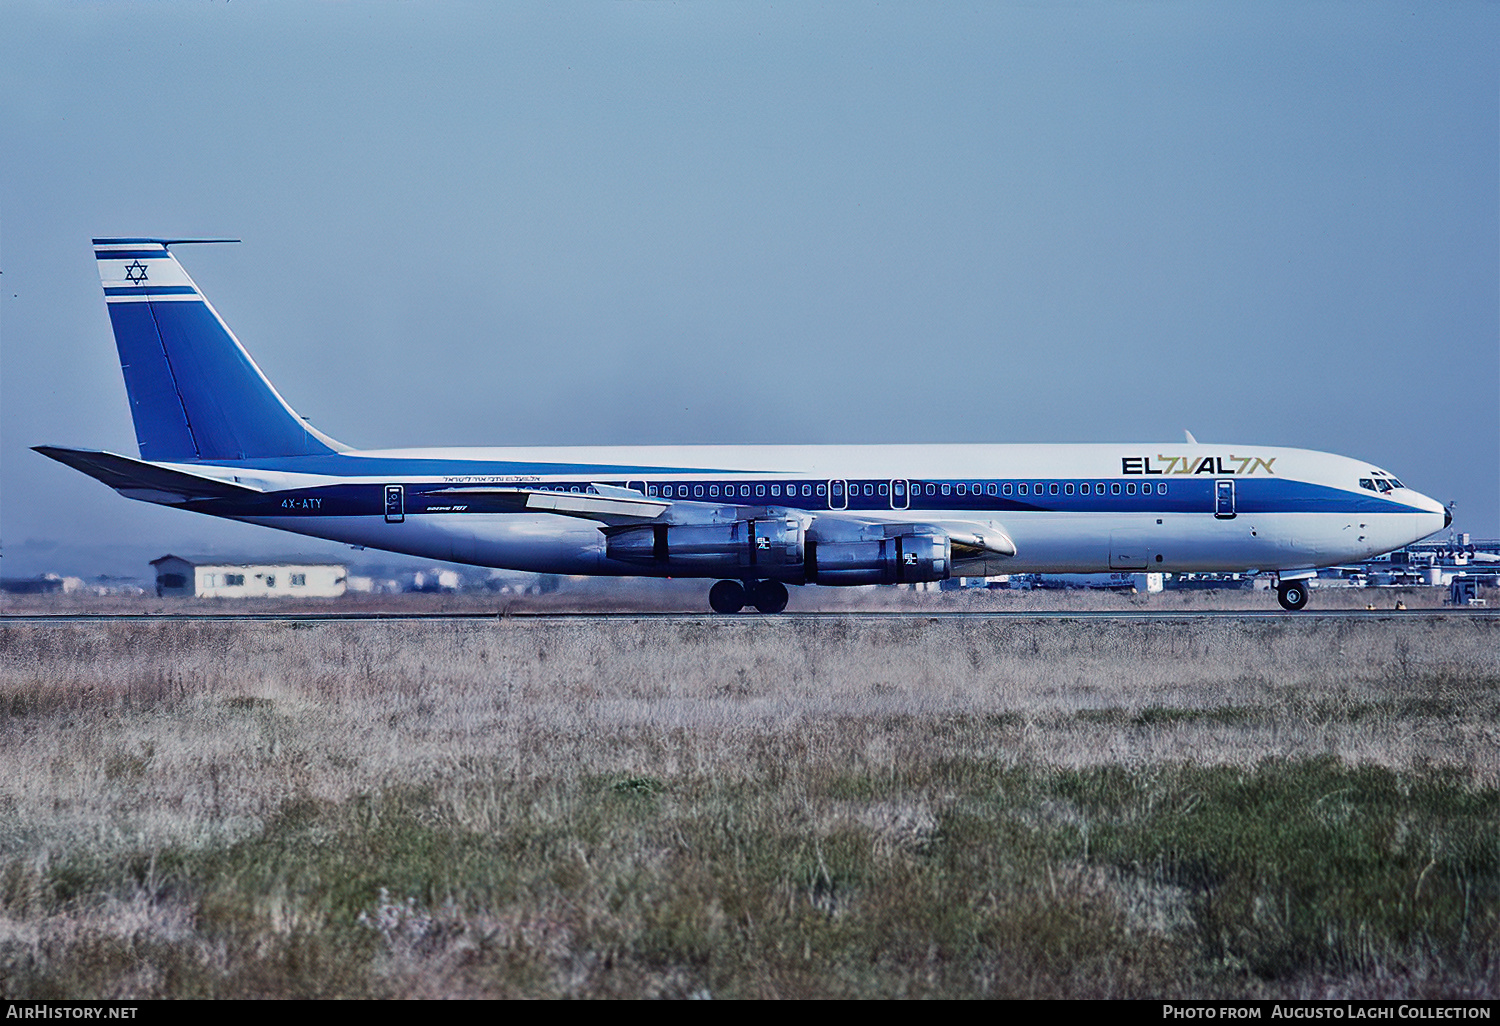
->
385;484;405;523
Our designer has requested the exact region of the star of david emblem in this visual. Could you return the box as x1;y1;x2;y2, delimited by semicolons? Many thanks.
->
123;260;148;284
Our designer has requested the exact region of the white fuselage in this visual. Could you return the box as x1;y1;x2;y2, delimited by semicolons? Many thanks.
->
170;441;1447;580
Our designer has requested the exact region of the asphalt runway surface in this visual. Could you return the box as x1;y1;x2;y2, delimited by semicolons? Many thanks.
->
3;609;1497;624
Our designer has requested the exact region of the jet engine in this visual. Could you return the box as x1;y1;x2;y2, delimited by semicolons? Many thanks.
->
605;516;806;579
807;528;950;585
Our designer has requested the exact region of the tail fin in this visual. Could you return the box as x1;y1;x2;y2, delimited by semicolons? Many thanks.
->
93;238;344;461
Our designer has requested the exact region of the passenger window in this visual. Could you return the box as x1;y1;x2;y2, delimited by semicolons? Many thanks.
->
987;483;997;496
1049;483;1058;495
957;483;966;496
1081;483;1090;495
878;483;888;496
863;484;873;496
1158;483;1167;495
772;485;781;496
1111;483;1121;495
1002;483;1012;496
926;484;935;495
648;485;659;497
1065;483;1074;495
941;484;951;496
1127;482;1136;495
694;485;704;497
803;484;812;497
756;485;765;497
710;485;719;497
816;483;826;496
1018;484;1027;496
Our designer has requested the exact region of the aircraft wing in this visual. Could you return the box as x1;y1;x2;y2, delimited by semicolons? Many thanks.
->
425;484;670;525
33;446;263;504
430;484;1017;557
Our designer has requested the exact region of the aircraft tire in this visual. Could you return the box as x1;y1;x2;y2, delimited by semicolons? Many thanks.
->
709;579;746;614
751;579;789;614
1276;580;1310;611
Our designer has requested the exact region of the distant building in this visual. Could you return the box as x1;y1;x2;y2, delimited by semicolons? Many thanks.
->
0;573;84;596
150;555;347;598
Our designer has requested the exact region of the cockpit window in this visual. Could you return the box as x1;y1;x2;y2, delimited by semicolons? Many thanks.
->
1359;478;1376;492
1375;479;1393;493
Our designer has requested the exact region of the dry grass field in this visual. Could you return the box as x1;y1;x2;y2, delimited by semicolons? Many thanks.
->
1;611;1497;998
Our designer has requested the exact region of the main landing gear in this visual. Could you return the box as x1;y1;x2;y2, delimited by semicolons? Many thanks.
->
709;579;789;615
1276;579;1310;611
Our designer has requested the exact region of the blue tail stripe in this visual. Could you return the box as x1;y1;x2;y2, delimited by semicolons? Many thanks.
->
104;286;198;297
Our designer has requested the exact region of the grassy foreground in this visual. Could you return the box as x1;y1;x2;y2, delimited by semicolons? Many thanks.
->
0;615;1497;998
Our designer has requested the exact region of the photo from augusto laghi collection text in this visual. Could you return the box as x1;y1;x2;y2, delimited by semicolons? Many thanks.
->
1163;1007;1492;1019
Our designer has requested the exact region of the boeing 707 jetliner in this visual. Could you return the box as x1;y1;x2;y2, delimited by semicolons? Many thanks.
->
37;239;1450;612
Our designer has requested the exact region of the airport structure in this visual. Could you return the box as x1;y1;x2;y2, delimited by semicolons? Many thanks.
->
150;555;347;599
37;239;1451;614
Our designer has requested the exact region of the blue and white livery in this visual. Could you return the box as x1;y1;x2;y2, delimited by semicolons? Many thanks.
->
38;239;1450;612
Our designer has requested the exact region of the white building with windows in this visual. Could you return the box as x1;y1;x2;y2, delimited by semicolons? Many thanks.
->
150;555;348;598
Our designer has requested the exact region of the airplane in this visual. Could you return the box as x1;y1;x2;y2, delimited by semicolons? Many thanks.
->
36;238;1450;613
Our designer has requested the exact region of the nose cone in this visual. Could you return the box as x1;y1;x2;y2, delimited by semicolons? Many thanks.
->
1406;489;1449;544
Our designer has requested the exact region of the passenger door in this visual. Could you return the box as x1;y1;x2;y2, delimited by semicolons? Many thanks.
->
1215;479;1236;519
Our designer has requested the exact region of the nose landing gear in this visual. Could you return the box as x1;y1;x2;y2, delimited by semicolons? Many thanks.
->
708;579;789;614
1276;579;1310;611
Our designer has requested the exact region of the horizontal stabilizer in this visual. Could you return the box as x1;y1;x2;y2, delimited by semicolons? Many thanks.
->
33;446;261;504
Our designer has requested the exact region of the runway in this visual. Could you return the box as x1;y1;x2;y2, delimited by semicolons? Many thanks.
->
2;608;1497;624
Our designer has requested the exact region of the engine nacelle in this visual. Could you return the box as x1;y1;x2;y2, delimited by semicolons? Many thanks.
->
809;529;950;585
606;517;805;579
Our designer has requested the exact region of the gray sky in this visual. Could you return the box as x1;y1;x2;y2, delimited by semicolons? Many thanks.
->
3;1;1496;578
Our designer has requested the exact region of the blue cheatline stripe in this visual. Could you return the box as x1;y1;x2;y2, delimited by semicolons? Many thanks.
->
92;238;170;246
189;476;1429;520
165;456;1425;517
104;286;199;297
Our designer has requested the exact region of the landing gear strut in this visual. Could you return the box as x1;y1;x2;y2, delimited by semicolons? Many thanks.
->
1276;579;1310;611
708;579;789;614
